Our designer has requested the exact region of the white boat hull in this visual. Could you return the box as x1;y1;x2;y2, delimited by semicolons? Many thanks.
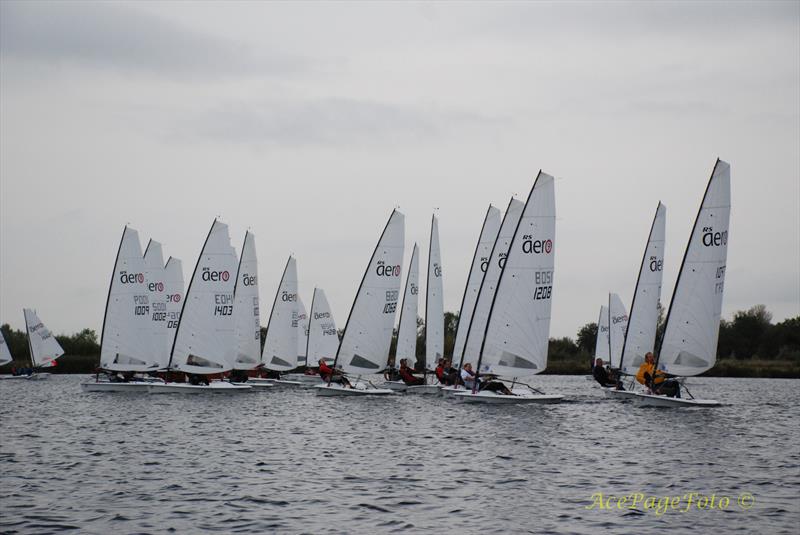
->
440;385;469;398
81;381;156;393
635;393;720;407
405;384;441;395
315;383;395;396
0;374;40;381
245;381;276;389
454;390;563;404
282;373;323;384
382;381;408;392
603;388;641;399
148;381;252;394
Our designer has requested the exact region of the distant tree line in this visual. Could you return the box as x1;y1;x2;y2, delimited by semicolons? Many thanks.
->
2;304;797;375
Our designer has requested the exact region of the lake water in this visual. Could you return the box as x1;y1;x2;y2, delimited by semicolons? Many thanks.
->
1;375;798;534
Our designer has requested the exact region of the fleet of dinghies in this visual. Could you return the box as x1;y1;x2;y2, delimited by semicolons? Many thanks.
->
2;159;731;407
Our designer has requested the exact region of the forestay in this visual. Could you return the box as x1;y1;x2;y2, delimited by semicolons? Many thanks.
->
23;309;64;368
594;305;610;362
233;231;260;370
425;215;444;370
143;240;168;369
608;293;628;369
101;226;159;371
335;210;405;375
462;198;524;367
262;257;299;372
296;296;309;366
480;172;556;378
452;205;501;362
395;243;420;364
619;202;666;375
170;219;238;374
163;257;184;359
306;288;338;365
658;160;730;377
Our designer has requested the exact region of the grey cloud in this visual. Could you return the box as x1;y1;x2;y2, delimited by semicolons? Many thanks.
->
183;98;509;147
0;1;302;77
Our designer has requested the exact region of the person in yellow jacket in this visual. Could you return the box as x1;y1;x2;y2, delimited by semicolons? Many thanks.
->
636;352;680;397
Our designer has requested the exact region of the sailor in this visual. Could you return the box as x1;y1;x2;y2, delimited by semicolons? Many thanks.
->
593;358;622;388
318;358;352;388
460;363;477;389
398;359;424;386
636;352;680;398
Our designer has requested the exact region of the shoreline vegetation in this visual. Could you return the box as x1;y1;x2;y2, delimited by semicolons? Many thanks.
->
2;305;798;378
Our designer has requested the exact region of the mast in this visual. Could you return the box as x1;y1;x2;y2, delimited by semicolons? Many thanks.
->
475;172;543;391
654;159;720;372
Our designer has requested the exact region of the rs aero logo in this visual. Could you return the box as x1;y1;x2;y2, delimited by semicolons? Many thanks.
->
522;235;553;254
376;260;401;277
202;267;230;282
410;283;419;295
649;256;663;272
433;264;442;277
241;273;257;286
281;291;297;302
612;315;628;325
120;271;144;284
702;227;728;247
148;281;165;292
314;312;331;320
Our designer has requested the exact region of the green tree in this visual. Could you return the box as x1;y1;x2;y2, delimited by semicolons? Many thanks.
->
576;322;597;354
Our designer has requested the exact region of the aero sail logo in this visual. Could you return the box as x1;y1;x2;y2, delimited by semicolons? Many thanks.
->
702;226;728;247
522;235;553;254
120;271;145;284
202;267;230;282
241;273;257;286
376;260;401;277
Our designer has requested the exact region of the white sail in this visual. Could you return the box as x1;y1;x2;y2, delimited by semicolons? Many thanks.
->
233;231;261;370
594;305;610;361
395;243;420;364
453;205;502;362
620;202;666;375
608;293;628;369
164;256;184;363
335;210;405;375
462;198;524;366
480;172;556;378
658;160;730;376
296;295;309;366
170;220;238;374
143;240;169;369
23;309;64;368
262;257;299;372
425;215;444;370
101;226;159;371
0;330;13;367
306;288;339;365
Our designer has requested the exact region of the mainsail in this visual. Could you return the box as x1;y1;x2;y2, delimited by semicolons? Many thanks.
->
232;231;261;370
452;205;501;362
100;226;159;371
169;219;238;374
262;257;299;372
306;288;339;365
23;309;64;368
657;160;730;377
479;172;556;378
594;305;610;362
334;210;405;375
143;240;168;369
608;293;628;369
0;330;12;367
462;198;524;368
395;243;420;364
619;202;666;375
296;295;309;366
164;256;184;363
425;215;444;370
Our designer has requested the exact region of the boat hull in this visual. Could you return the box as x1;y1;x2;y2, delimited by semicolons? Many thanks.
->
382;381;408;392
635;393;720;407
81;381;156;393
405;384;441;395
281;373;323;385
440;385;469;398
315;383;395;396
148;382;252;394
454;390;563;404
603;388;641;400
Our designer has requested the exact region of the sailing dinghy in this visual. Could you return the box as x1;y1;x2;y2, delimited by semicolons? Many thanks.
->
0;330;12;368
408;215;445;394
635;160;730;407
442;199;522;398
284;287;339;386
315;210;405;396
454;172;563;404
383;243;420;392
149;220;250;393
82;227;166;392
605;202;666;400
21;309;64;380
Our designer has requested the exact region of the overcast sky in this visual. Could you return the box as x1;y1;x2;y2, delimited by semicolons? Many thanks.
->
1;0;798;341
